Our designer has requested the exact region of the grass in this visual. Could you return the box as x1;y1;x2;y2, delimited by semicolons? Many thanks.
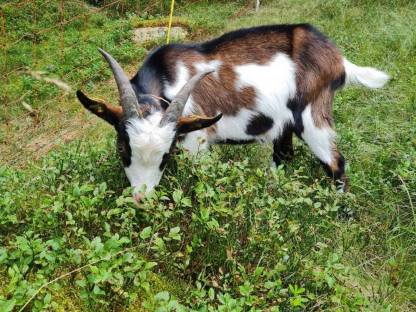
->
1;0;415;311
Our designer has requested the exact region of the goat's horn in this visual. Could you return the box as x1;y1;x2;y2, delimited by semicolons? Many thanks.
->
98;48;141;119
160;70;213;127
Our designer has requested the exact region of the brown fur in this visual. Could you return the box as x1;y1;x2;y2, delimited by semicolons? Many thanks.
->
328;149;349;191
164;49;257;117
209;31;292;65
292;27;344;103
191;66;257;116
311;87;335;128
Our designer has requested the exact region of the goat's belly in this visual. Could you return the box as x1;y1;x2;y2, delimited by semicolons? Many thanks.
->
212;107;292;144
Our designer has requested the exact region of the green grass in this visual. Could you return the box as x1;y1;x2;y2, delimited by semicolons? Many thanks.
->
1;0;415;311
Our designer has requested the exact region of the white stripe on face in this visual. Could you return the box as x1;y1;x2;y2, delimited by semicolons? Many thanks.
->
124;112;176;195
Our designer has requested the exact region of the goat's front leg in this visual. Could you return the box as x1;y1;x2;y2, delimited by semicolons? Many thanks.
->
300;105;348;192
272;127;294;167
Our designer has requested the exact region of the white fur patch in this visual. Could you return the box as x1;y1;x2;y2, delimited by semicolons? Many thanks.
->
215;108;257;141
164;61;190;100
163;60;222;152
164;52;298;146
124;112;176;194
301;105;335;165
214;53;297;143
163;53;298;153
182;95;196;117
164;60;222;101
194;60;222;80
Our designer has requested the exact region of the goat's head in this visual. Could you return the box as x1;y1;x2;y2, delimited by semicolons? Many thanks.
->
77;49;222;201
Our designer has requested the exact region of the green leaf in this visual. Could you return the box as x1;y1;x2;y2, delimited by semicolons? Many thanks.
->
73;185;80;197
200;208;210;221
239;281;252;296
168;227;181;240
172;189;183;204
208;288;215;300
144;261;157;270
93;285;105;296
0;248;8;263
140;226;152;240
154;291;170;302
43;292;52;304
181;197;192;207
76;279;86;288
154;237;165;251
0;299;16;312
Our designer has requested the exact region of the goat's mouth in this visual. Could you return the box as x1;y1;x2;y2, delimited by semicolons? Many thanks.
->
133;192;145;203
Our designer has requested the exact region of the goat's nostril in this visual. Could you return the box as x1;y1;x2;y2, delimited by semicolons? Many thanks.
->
134;192;144;203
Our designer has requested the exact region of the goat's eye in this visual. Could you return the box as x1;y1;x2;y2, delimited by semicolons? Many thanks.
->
159;153;170;170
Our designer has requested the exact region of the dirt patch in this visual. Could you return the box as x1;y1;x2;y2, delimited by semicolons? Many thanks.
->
0;105;99;167
0;66;138;168
25;115;95;158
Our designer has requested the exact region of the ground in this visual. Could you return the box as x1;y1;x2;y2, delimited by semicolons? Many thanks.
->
0;0;415;311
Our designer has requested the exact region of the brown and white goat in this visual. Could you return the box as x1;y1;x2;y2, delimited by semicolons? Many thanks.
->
77;24;389;201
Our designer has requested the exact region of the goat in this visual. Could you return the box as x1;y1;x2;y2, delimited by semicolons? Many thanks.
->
76;24;389;201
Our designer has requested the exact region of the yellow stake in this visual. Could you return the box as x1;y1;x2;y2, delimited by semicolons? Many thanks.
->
166;0;175;44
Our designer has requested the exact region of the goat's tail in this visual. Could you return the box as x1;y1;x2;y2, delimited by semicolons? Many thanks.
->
343;58;389;89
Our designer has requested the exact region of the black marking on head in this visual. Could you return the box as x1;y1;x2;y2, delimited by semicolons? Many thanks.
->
136;96;162;118
246;113;274;136
176;134;186;143
131;46;170;95
287;98;306;137
115;122;132;167
159;134;179;171
130;45;187;110
331;72;346;90
321;154;346;182
138;94;160;106
159;153;170;171
320;152;348;191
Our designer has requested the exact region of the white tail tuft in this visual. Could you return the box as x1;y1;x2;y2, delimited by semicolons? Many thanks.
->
343;58;389;89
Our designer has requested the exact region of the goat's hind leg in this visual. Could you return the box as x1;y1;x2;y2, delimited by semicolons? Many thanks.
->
300;105;348;192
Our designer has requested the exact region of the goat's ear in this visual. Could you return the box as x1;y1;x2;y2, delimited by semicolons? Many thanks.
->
76;90;122;126
177;113;222;134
